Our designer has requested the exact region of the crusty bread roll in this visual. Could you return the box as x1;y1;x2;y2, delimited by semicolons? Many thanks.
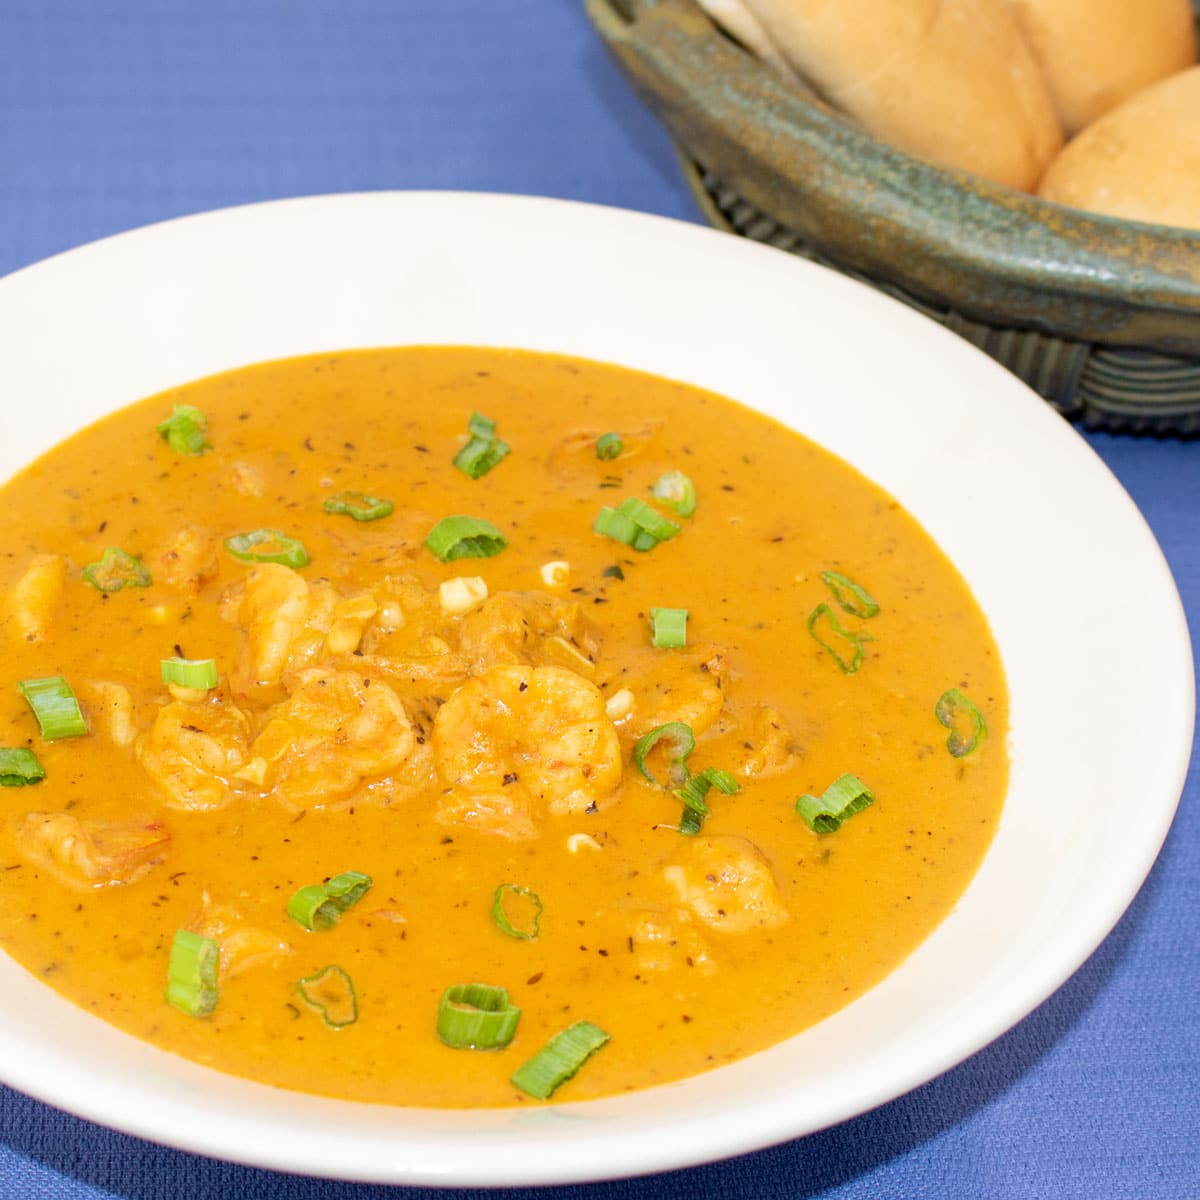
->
696;0;797;77
1038;65;1200;230
1005;0;1196;134
733;0;1063;190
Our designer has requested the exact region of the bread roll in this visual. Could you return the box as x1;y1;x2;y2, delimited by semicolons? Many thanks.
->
1038;65;1200;230
696;0;797;77
734;0;1063;190
1006;0;1196;134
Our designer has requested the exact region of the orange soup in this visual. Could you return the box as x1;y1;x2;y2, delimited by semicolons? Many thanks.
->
0;347;1007;1106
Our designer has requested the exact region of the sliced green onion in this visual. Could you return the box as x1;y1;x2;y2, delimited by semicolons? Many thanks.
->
160;657;218;690
224;529;309;569
649;607;688;648
437;982;521;1050
18;676;87;739
819;570;880;619
595;432;623;460
323;491;394;521
631;529;658;553
674;766;740;835
81;547;152;593
650;470;697;518
454;434;511;480
593;505;640;547
467;412;496;438
511;1020;610;1100
796;773;875;834
165;929;220;1017
287;870;373;931
616;497;680;543
807;603;871;674
935;688;987;757
633;721;695;789
491;884;543;941
156;404;210;456
425;515;508;562
0;747;46;787
297;964;357;1029
454;413;509;479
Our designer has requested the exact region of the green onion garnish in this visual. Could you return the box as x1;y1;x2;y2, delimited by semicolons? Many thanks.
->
0;747;46;787
467;412;496;438
807;603;870;674
491;884;543;941
819;570;880;619
425;515;508;562
594;498;681;551
935;688;987;757
796;773;875;834
156;403;210;456
437;983;522;1050
454;433;511;479
297;965;357;1029
287;870;373;931
595;432;623;460
81;547;152;593
165;929;220;1017
510;1020;610;1100
224;529;310;569
323;491;394;521
454;412;510;479
633;721;695;789
18;676;87;740
674;766;740;835
593;506;640;547
649;607;688;648
617;497;680;544
160;657;218;690
650;470;697;517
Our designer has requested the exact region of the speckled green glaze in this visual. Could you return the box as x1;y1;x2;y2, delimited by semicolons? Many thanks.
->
587;0;1200;363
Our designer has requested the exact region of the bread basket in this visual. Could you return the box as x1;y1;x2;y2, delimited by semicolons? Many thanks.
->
587;0;1200;433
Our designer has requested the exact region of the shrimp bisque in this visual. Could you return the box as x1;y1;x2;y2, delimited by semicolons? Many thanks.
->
0;347;1008;1106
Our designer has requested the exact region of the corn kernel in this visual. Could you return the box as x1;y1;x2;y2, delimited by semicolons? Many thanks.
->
439;576;488;615
541;560;570;587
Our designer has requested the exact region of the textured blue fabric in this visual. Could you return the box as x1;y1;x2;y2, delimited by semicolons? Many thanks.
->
0;3;1198;1198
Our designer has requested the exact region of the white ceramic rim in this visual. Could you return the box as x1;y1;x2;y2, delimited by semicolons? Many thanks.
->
0;193;1192;1187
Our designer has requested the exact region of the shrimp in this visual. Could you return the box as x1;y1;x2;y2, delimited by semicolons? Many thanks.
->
18;812;169;888
226;461;265;498
9;553;66;644
547;422;663;481
432;664;622;838
220;562;311;694
456;591;601;676
622;646;729;738
135;693;252;811
732;704;800;779
191;895;292;980
150;525;220;594
80;681;137;748
662;835;789;934
221;564;370;694
627;908;716;975
250;666;416;808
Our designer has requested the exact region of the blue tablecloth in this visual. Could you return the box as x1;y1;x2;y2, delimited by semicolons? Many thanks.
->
1;3;1197;1197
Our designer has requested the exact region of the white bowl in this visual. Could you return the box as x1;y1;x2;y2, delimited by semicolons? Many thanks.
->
0;193;1191;1186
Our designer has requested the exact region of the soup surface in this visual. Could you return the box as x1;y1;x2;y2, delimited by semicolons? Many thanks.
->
0;347;1007;1106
